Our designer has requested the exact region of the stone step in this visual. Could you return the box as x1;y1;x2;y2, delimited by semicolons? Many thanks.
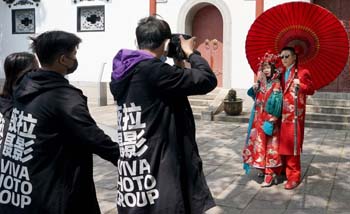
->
306;113;350;123
191;105;209;113
307;98;350;107
211;112;349;130
311;92;350;100
189;99;211;106
213;112;250;123
206;90;350;130
304;120;350;130
189;88;221;116
306;105;350;115
193;112;201;120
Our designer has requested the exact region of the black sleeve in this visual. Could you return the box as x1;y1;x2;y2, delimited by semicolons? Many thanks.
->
59;91;119;166
147;54;217;96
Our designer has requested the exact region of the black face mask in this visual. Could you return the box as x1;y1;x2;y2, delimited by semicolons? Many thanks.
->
66;57;78;74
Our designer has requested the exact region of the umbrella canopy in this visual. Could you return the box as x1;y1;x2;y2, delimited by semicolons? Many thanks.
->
246;2;349;90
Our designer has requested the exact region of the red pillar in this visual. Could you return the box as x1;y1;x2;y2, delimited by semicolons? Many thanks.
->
256;0;264;18
150;0;156;16
254;0;264;81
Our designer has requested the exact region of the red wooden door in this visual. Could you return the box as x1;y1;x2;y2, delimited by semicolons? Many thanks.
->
314;0;350;92
192;5;223;87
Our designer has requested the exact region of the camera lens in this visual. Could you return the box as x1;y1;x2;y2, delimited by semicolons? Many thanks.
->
167;34;192;60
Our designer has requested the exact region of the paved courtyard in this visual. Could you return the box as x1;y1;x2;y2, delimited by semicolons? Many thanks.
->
88;104;350;214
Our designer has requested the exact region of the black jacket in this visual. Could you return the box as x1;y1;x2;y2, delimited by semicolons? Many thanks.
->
110;53;217;214
0;95;13;155
0;70;119;214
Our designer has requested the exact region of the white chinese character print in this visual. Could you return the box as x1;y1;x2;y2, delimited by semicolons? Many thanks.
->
17;111;37;139
8;108;20;133
0;113;5;144
3;108;37;162
117;103;148;158
2;132;16;157
0;107;37;209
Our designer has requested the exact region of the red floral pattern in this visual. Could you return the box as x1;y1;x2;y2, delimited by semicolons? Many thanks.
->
243;71;282;169
279;66;315;155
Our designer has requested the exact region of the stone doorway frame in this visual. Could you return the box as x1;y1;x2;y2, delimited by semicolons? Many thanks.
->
177;0;232;88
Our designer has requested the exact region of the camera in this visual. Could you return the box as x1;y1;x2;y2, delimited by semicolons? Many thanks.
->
167;34;192;60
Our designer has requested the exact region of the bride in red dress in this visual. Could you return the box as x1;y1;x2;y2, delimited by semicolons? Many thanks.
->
243;52;283;187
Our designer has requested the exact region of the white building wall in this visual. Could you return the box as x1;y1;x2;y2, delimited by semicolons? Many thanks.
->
0;4;34;79
0;0;311;88
265;0;311;10
0;0;149;82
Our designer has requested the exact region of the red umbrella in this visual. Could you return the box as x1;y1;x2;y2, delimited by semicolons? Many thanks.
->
246;2;349;90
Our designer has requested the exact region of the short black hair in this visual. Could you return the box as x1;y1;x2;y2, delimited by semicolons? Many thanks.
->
30;30;82;66
2;52;37;97
280;46;296;55
136;16;171;50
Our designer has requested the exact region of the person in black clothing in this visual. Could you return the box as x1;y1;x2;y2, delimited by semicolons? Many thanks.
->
0;31;119;214
1;52;39;98
0;52;39;155
110;16;217;214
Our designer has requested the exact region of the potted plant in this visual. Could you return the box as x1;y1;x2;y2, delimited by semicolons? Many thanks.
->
223;89;243;116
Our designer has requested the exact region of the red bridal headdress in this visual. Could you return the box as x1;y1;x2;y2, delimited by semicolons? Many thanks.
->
257;51;281;71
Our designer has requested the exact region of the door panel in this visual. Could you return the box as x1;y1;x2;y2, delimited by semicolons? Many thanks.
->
192;5;223;87
314;0;350;92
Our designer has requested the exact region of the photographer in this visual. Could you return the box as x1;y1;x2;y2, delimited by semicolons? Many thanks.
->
110;16;217;214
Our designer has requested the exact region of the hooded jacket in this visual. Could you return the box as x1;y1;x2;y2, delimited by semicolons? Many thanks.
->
0;70;119;214
0;95;13;124
0;96;13;157
110;49;217;214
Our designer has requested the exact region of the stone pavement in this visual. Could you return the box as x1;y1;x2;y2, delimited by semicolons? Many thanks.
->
89;104;350;214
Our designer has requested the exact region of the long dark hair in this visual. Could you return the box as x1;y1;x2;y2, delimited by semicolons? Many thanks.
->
2;52;38;97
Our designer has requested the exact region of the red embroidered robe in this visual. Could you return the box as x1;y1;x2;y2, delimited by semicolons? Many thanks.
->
279;66;314;155
243;72;282;169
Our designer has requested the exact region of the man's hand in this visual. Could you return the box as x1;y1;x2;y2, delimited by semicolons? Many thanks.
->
269;116;278;122
179;35;196;58
291;78;300;94
293;79;300;86
252;83;259;90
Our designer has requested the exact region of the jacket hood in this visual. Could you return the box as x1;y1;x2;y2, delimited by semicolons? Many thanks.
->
13;69;73;102
0;96;13;115
112;49;154;80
